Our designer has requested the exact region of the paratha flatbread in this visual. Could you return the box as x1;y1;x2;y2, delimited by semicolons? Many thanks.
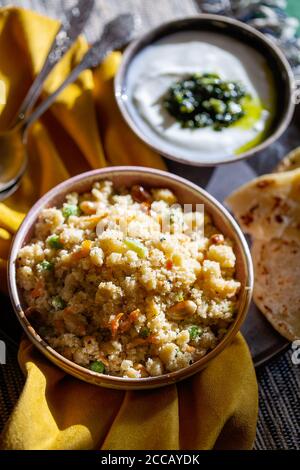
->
225;168;300;243
226;151;300;341
252;239;300;341
275;147;300;173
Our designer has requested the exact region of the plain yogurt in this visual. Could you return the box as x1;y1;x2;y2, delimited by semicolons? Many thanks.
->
125;31;274;165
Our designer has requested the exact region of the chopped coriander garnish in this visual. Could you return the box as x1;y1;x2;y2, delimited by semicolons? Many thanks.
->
189;325;203;341
90;360;105;374
37;260;54;272
62;204;80;219
47;234;63;249
51;296;66;311
140;327;150;338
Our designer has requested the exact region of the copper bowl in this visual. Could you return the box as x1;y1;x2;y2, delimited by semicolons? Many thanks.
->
8;167;253;389
115;14;294;166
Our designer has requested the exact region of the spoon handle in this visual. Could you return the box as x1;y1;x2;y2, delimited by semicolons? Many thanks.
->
25;14;134;131
12;0;94;129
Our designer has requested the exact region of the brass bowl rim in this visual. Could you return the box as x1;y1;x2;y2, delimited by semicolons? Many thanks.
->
8;166;253;389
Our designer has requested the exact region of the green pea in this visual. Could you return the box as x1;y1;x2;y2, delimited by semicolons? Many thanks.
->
90;360;105;374
47;234;63;249
62;204;81;219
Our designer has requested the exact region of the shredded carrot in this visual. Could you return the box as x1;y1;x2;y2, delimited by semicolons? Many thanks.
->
110;312;124;338
54;319;65;335
71;240;92;261
140;202;151;214
119;309;141;333
129;308;140;322
30;280;44;299
148;334;159;344
63;306;76;315
166;259;173;270
185;345;196;353
135;363;149;376
80;201;97;215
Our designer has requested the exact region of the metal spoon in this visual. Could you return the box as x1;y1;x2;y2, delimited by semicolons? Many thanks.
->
10;0;95;130
0;0;95;196
0;14;134;201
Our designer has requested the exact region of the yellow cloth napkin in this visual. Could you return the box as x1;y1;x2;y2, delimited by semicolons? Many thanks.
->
0;7;258;450
1;333;257;450
0;6;165;293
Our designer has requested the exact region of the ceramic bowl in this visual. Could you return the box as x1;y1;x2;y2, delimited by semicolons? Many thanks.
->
115;14;294;166
8;167;253;389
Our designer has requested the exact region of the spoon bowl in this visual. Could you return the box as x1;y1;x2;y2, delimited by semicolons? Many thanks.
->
0;127;27;196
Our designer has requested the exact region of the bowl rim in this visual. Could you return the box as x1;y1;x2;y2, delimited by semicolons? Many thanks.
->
115;13;295;167
8;166;254;389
